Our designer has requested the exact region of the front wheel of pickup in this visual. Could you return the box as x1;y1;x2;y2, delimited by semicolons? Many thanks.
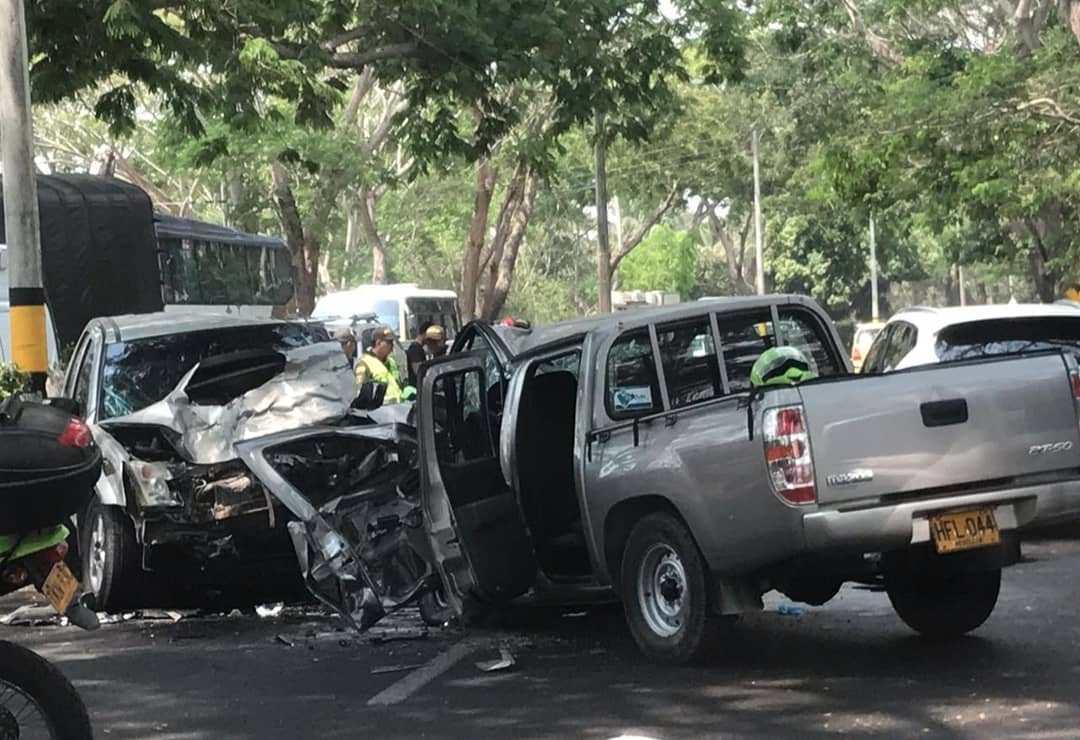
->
620;513;712;664
886;567;1001;638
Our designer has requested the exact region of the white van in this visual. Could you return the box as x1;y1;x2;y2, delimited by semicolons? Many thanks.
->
313;284;460;341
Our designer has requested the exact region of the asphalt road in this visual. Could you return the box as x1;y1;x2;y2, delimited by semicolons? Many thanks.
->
2;537;1079;739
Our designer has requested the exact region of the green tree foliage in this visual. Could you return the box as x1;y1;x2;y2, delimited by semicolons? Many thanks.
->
618;225;699;297
0;363;28;400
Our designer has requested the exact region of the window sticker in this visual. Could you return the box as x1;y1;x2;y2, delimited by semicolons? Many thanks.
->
612;386;654;412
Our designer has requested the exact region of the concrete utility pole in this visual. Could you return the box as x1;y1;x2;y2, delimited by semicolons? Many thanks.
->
751;128;765;295
594;111;612;313
0;0;47;393
869;213;880;322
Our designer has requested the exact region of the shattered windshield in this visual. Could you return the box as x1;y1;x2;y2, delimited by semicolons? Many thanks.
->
99;323;328;420
935;317;1080;363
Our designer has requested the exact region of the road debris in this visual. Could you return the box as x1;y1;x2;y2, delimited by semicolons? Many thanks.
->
368;627;429;644
371;663;427;675
1;604;64;626
274;634;295;647
256;603;285;619
476;646;516;673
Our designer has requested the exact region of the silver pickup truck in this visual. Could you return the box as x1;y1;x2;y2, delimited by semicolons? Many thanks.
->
238;295;1080;663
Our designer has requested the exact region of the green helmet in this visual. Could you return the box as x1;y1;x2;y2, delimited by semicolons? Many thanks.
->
750;346;816;387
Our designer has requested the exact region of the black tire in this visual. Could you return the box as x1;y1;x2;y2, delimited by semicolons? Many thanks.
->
419;588;453;627
80;499;143;613
620;512;713;664
0;640;93;740
886;567;1001;638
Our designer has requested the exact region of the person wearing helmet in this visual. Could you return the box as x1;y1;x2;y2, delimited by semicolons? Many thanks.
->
750;346;817;387
356;326;404;403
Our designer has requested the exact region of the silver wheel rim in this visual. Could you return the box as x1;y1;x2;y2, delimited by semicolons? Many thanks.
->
0;678;55;740
637;543;688;638
88;514;106;595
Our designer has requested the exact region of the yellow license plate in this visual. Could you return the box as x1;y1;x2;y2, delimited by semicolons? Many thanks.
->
929;508;1000;554
41;561;79;615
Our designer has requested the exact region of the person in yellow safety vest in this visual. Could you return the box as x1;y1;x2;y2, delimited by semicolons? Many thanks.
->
355;326;404;404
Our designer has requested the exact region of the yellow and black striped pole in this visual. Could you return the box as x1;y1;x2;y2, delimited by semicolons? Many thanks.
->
8;289;47;392
0;0;47;394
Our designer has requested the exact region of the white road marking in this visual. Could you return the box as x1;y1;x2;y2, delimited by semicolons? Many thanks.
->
366;639;478;707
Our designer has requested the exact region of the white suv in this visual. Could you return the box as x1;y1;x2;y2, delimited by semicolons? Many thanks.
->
861;303;1080;374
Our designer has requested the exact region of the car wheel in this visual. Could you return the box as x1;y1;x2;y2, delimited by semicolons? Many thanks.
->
885;567;1001;638
80;499;143;613
620;512;712;664
419;587;453;627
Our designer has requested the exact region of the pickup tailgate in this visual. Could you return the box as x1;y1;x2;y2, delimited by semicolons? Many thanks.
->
798;353;1080;506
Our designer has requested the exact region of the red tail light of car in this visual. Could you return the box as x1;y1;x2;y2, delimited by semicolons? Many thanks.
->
763;405;816;506
57;417;93;449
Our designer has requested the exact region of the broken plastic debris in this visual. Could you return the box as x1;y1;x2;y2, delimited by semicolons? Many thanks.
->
368;627;428;644
1;604;63;626
275;634;295;647
476;647;516;673
256;603;285;619
371;663;427;675
777;603;805;616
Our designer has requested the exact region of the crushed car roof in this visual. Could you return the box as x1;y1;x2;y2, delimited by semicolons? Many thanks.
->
90;312;287;343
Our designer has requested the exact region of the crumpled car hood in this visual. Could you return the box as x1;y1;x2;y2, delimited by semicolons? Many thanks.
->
102;342;355;465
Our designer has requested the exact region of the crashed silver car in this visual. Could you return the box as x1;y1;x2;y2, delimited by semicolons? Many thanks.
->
240;296;1080;664
60;313;357;611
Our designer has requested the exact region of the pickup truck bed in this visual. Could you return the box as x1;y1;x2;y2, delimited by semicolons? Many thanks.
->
783;351;1080;553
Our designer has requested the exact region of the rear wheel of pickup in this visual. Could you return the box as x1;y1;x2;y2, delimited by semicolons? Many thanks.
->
621;512;712;664
886;567;1001;638
81;499;143;613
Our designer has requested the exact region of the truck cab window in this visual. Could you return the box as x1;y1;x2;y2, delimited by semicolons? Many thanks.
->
432;368;494;463
715;311;776;393
606;330;661;419
656;318;721;407
778;308;841;377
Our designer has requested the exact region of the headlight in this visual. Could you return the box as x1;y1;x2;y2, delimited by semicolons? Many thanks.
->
131;461;183;508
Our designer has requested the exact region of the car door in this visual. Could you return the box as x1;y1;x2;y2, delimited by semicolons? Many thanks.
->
418;350;538;616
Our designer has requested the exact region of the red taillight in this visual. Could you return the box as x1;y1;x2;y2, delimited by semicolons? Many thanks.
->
1071;369;1080;401
763;404;816;506
57;417;92;448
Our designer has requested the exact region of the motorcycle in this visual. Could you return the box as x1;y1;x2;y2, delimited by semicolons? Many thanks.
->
0;395;102;740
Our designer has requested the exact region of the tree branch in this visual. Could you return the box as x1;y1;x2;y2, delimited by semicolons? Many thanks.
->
609;185;680;273
271;41;420;69
329;43;420;69
838;0;906;64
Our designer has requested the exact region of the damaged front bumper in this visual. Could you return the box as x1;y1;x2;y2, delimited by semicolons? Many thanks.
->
236;421;439;631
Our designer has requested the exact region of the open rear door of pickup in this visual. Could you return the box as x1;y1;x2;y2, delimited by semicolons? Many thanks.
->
418;351;538;617
797;352;1080;507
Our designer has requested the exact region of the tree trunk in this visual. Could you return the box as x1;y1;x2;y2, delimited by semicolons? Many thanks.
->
357;186;388;284
594;113;613;314
271;161;318;316
1070;0;1080;47
481;164;528;308
482;171;538;321
461;159;497;321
